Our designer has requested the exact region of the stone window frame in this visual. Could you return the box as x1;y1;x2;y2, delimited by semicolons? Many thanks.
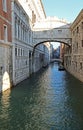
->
18;48;20;56
2;0;7;12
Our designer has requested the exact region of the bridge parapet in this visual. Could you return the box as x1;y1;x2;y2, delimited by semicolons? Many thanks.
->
33;24;72;46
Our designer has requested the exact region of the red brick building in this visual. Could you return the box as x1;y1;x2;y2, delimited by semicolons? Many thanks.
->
0;0;12;42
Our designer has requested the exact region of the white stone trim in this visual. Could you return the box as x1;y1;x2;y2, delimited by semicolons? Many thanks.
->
0;40;12;47
0;15;11;25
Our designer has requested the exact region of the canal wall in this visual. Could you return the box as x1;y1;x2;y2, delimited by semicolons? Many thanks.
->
64;67;83;82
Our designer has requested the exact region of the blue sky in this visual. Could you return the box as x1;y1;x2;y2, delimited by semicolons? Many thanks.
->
42;0;83;23
42;0;83;49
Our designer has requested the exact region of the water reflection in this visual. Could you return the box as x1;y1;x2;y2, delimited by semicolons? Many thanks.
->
0;89;11;129
0;63;83;130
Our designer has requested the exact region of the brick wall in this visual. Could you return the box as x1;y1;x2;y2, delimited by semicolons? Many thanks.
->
0;0;12;42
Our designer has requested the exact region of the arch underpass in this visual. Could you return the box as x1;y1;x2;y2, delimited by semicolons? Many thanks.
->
31;19;72;73
32;40;71;56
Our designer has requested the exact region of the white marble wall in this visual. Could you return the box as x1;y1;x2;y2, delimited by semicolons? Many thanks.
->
12;1;33;85
11;0;49;85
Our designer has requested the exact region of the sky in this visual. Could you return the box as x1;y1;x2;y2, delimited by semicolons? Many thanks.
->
42;0;83;49
42;0;83;22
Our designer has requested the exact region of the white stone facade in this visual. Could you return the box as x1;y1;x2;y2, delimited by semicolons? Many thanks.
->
11;0;50;85
12;0;32;85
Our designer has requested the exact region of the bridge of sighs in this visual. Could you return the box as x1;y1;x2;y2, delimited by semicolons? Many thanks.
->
32;18;72;50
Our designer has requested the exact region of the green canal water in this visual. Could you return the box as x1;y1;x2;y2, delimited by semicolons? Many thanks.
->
0;63;83;130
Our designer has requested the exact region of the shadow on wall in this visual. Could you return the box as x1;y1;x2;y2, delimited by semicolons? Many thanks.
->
0;71;11;93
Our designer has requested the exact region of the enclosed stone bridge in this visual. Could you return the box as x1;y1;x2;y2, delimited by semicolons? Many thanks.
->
32;21;72;49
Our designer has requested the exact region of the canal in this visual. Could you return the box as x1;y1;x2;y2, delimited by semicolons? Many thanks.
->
0;63;83;130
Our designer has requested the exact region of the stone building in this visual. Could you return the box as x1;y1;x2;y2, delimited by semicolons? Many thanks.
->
0;0;12;92
60;43;65;63
11;0;51;85
12;0;32;85
64;9;83;82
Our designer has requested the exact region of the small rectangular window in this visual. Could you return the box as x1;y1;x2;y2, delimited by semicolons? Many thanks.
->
58;30;62;33
77;42;78;48
80;62;82;70
0;67;3;75
15;48;18;56
82;22;83;29
77;27;79;33
82;40;83;47
2;0;7;12
21;49;22;56
76;62;77;69
3;25;7;41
